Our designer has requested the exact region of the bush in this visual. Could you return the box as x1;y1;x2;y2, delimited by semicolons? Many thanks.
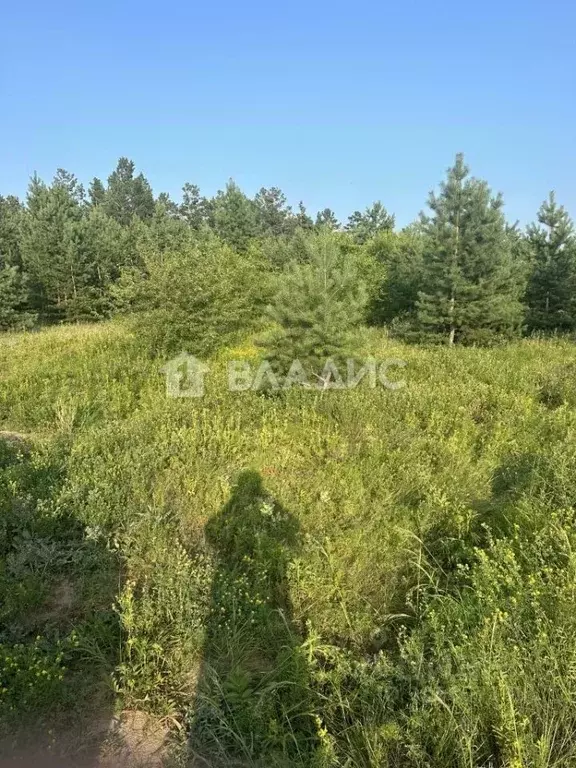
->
131;236;270;357
537;361;576;408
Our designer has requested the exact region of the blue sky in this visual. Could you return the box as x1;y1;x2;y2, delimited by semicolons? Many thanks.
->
1;0;574;226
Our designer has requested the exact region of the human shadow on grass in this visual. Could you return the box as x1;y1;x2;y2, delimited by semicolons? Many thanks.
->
0;437;122;767
188;470;318;768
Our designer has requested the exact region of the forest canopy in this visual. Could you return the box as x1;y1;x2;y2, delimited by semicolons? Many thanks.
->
1;154;575;347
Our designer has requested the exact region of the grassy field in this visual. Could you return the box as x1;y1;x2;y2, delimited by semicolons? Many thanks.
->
1;322;576;766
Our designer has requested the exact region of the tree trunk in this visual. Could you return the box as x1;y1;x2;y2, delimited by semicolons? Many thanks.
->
448;203;460;346
448;295;456;346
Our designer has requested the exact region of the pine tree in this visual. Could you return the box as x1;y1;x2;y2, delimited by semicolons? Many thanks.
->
103;157;155;225
179;183;210;229
0;195;25;268
346;201;395;244
155;193;180;218
88;178;107;207
295;202;314;231
262;231;367;386
21;173;83;319
368;228;425;324
525;192;576;332
0;261;35;330
140;199;193;255
254;187;294;237
212;180;258;252
416;154;524;345
0;198;33;328
315;208;340;231
53;169;85;204
63;207;127;320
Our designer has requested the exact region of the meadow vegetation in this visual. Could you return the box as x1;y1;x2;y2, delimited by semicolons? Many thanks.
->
2;153;576;765
2;321;576;766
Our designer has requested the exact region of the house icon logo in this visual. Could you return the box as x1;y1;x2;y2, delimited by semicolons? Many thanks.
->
160;353;210;398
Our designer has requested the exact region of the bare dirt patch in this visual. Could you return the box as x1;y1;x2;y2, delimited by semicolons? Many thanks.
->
0;432;31;452
99;710;171;768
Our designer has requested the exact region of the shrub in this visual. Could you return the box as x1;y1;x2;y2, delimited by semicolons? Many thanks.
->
131;236;270;357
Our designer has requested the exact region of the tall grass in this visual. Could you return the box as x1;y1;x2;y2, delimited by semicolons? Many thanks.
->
1;321;576;765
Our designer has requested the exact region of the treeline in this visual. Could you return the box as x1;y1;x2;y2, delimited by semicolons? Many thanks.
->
0;153;575;346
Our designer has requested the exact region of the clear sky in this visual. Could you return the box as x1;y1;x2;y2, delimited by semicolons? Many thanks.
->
1;0;574;227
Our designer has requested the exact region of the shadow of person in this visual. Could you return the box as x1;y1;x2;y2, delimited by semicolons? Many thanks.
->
0;436;122;767
188;470;318;767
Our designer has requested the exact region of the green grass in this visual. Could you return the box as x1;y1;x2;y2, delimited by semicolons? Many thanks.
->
1;321;576;765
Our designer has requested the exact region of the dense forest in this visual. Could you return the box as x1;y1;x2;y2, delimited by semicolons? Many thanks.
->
1;153;575;350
